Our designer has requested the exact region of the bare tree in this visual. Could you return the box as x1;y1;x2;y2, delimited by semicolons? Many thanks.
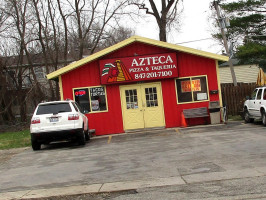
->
99;26;135;49
0;57;16;123
133;0;183;42
66;0;133;59
56;0;69;64
2;0;45;122
0;0;139;123
31;0;56;100
0;7;15;123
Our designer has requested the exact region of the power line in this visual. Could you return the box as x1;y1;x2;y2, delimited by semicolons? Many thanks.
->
176;37;214;45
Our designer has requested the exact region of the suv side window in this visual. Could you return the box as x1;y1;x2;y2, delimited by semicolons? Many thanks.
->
251;89;258;100
75;102;84;113
257;89;263;100
71;102;79;112
263;89;266;100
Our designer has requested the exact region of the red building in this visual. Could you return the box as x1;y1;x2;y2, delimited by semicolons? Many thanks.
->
47;36;228;136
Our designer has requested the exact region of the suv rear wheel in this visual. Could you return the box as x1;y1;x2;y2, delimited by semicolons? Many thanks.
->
78;129;86;145
85;129;90;141
31;139;41;151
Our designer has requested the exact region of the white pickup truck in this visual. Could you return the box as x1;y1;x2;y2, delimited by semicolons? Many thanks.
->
243;86;266;126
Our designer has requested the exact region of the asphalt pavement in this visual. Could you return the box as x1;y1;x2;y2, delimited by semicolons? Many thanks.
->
0;121;266;199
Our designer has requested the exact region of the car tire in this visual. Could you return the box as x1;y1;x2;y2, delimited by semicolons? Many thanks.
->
244;109;254;123
85;129;90;141
262;110;266;126
31;140;41;151
78;129;86;145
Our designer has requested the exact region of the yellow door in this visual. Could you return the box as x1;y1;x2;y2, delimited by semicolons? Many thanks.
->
120;85;144;130
141;83;165;128
120;82;165;130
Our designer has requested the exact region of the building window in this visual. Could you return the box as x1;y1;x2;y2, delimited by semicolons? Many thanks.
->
73;86;107;113
125;89;138;109
176;75;209;104
145;87;158;107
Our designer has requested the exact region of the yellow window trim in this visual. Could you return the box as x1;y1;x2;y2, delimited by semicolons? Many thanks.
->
175;75;210;104
72;85;109;114
59;75;64;100
215;60;223;108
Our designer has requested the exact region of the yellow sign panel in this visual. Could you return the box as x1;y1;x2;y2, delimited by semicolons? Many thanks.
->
181;79;201;93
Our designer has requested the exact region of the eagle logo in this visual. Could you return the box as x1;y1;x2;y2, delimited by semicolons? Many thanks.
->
101;60;132;83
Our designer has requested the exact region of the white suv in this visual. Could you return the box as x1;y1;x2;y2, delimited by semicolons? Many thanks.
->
243;86;266;126
30;100;89;150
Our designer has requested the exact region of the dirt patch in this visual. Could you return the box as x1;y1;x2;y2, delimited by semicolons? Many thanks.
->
0;147;28;165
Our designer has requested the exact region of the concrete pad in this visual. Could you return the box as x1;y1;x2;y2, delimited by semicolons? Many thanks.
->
256;167;266;175
0;190;31;200
183;168;264;184
100;177;185;192
15;184;102;199
200;193;266;200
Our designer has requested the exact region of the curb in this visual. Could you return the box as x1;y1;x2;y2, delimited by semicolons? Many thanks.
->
1;167;266;200
90;122;234;140
0;177;185;200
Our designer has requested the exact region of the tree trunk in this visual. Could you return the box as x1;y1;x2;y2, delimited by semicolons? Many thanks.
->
159;20;167;42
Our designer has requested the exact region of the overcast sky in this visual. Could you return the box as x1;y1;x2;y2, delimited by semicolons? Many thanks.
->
133;0;223;54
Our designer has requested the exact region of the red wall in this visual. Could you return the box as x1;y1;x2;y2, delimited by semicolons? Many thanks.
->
162;52;219;127
61;42;220;135
61;61;124;135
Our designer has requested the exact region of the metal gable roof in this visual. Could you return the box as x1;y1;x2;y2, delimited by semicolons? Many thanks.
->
47;35;229;80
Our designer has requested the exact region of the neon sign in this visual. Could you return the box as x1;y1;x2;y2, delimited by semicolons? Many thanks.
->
75;90;86;96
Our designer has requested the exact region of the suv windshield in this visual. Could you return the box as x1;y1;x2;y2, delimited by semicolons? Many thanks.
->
36;103;72;115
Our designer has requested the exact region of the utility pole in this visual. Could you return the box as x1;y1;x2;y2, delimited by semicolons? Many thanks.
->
213;0;237;86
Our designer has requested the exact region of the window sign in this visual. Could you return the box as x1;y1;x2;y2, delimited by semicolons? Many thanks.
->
181;80;191;93
90;87;107;112
176;75;209;103
73;86;107;113
181;79;201;93
91;100;99;111
197;93;207;101
192;79;201;91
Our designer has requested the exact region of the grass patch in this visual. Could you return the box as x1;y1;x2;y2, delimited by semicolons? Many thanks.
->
0;130;31;150
228;115;243;121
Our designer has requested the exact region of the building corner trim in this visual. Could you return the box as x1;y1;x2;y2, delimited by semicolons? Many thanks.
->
59;75;64;100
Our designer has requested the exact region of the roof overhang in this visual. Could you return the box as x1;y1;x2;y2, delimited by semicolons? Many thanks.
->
47;35;229;80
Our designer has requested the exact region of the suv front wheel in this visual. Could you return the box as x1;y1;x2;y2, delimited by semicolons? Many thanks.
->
262;110;266;126
244;109;254;123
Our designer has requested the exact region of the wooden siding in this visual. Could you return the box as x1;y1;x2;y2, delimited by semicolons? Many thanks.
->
162;52;219;127
219;64;259;84
61;61;124;136
221;83;256;116
61;41;220;135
